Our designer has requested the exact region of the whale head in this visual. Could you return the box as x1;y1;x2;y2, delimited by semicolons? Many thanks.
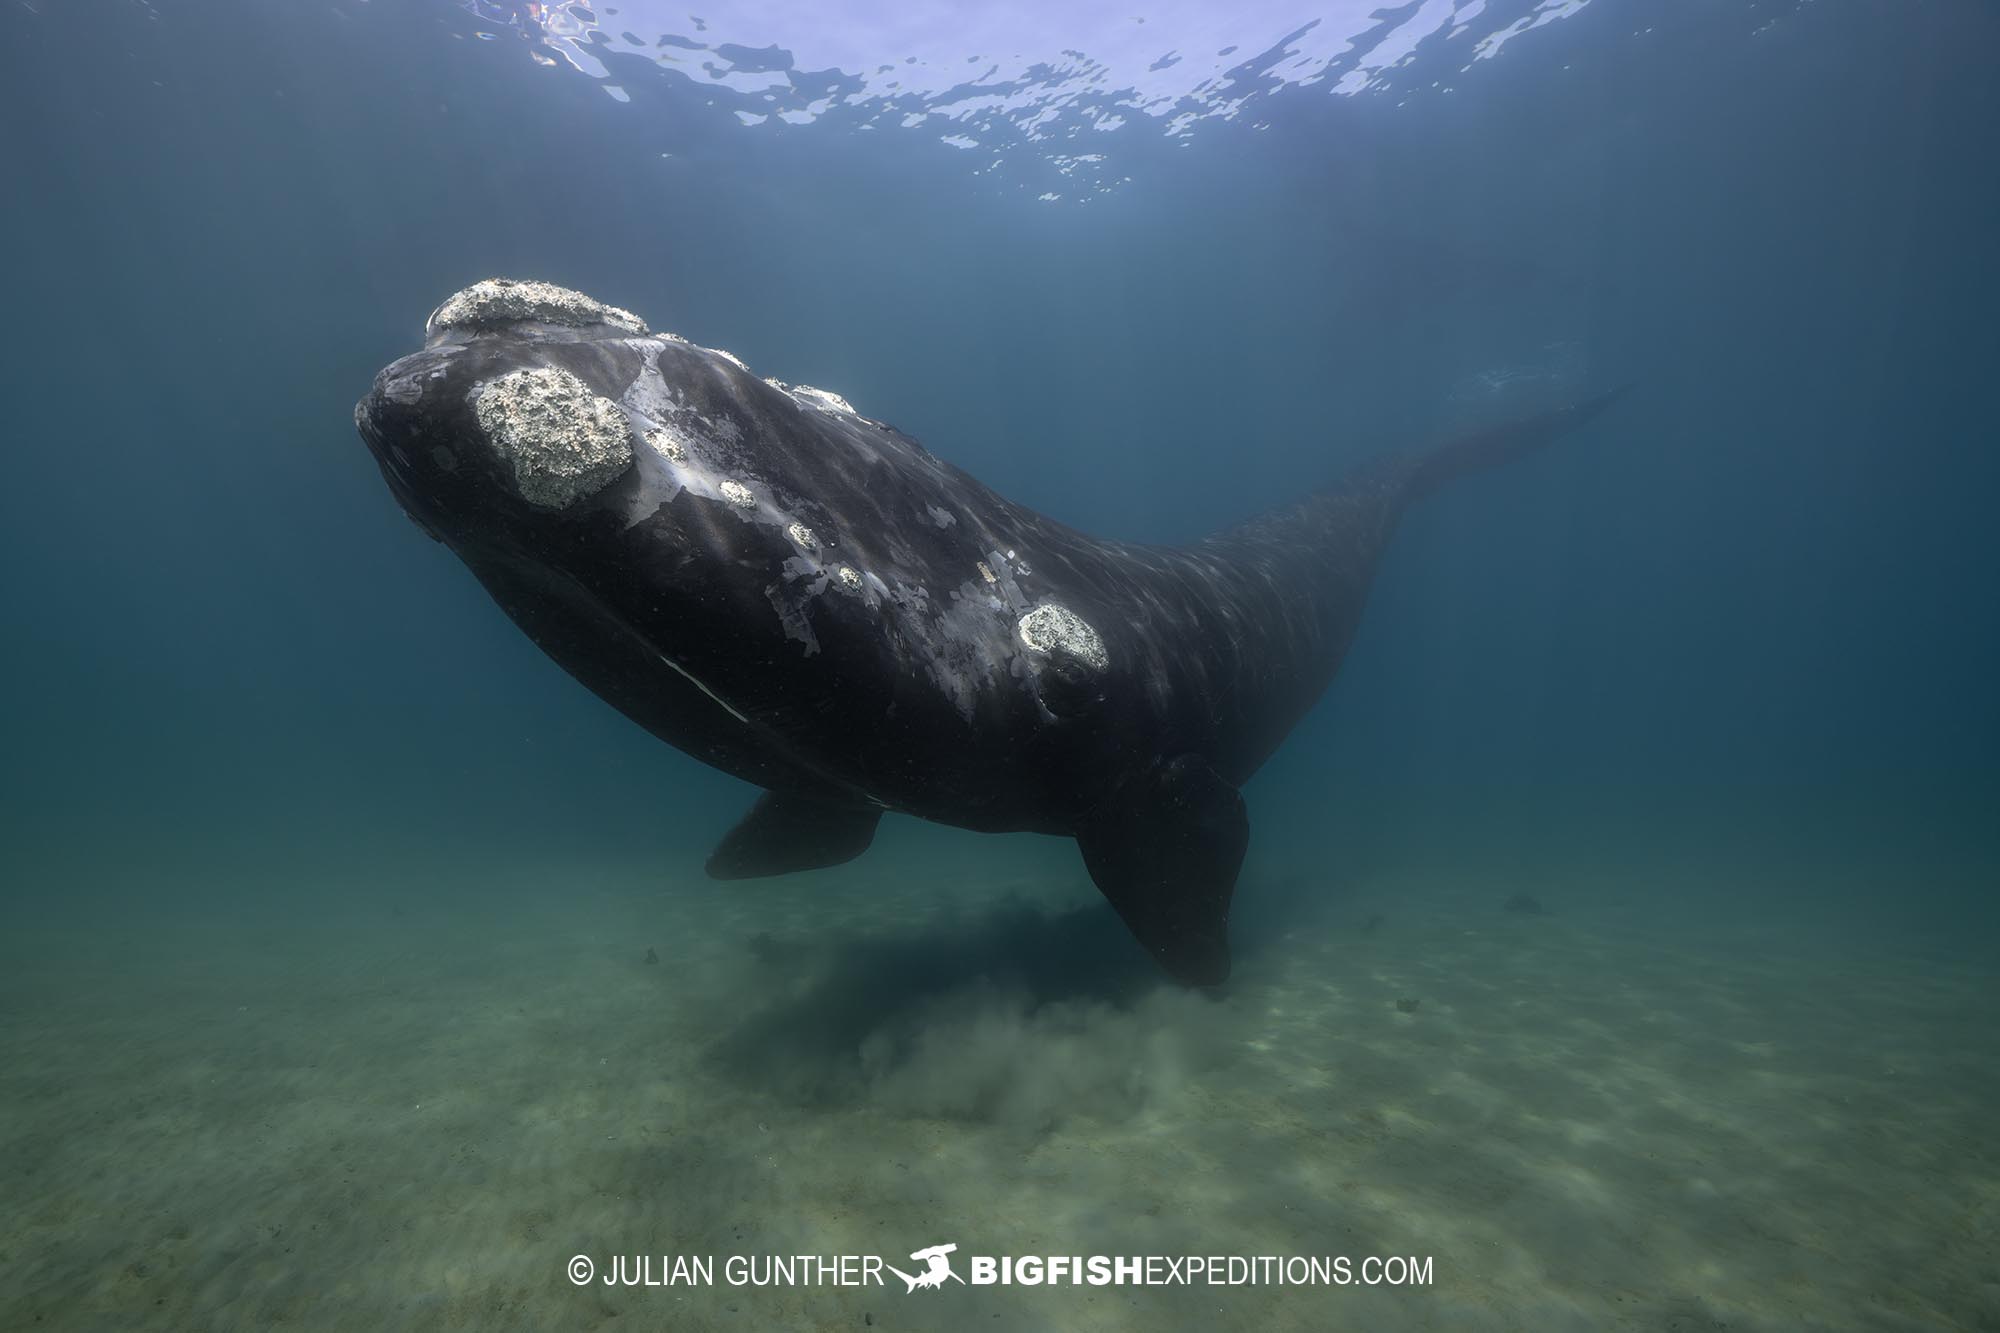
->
352;279;669;540
351;279;936;797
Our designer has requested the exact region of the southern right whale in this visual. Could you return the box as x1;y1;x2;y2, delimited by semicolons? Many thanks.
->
355;279;1625;985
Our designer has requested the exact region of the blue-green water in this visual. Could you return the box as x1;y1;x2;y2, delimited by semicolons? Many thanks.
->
2;2;1996;1329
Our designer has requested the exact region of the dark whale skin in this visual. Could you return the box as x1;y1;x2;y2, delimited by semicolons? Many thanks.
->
356;280;1624;984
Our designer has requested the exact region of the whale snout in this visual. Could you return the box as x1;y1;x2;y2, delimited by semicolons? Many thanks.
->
355;356;477;540
358;284;656;518
358;354;636;519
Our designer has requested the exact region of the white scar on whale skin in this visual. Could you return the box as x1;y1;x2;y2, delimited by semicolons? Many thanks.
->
655;651;749;724
621;351;797;532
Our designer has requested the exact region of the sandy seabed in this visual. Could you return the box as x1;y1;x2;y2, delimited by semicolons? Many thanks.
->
2;845;1995;1332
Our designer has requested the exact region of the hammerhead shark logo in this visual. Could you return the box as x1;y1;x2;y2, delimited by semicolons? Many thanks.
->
885;1242;965;1292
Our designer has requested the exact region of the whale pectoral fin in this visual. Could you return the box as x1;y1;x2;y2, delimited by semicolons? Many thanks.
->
1076;756;1248;986
705;791;883;879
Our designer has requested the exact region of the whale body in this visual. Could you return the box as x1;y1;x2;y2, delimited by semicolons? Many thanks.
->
356;279;1622;984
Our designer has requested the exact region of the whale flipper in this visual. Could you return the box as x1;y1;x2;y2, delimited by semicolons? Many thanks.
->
705;791;882;879
1077;756;1248;986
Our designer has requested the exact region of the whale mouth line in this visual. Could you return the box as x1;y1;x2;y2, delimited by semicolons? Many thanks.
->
519;558;877;806
356;403;446;543
523;560;753;730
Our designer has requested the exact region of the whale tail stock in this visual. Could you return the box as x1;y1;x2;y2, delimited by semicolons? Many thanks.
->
1071;385;1633;987
1365;383;1633;511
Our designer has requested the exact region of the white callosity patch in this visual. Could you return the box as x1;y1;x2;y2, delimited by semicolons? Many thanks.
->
788;384;859;416
787;522;818;550
643;426;687;465
429;279;648;337
837;566;864;592
719;479;757;509
471;367;633;508
1018;603;1109;671
767;377;868;421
